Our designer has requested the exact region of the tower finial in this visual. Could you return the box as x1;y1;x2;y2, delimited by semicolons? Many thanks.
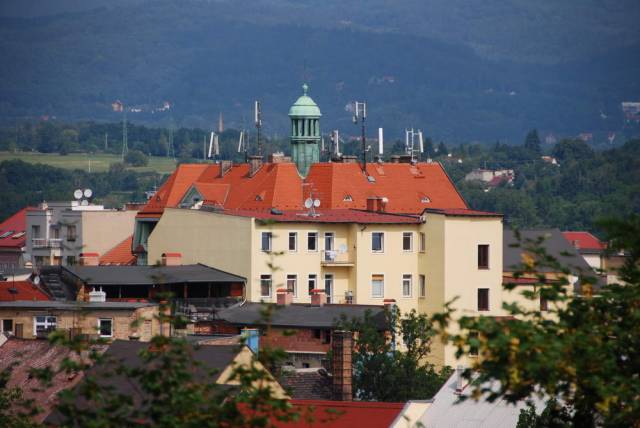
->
302;83;309;95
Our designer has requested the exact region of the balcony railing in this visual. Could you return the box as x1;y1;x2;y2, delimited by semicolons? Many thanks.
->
322;250;354;266
32;238;63;249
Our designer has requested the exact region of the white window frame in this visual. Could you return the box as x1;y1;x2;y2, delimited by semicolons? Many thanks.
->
402;232;413;252
261;232;272;252
307;273;317;296
419;232;426;252
286;273;298;297
260;274;272;298
371;273;384;298
307;232;318;252
419;274;426;298
288;232;298;252
33;315;56;336
371;232;385;253
402;274;413;297
98;318;113;338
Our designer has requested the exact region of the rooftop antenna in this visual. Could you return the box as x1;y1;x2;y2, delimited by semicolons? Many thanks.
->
208;131;219;161
405;128;424;162
378;127;384;157
218;112;224;133
254;100;263;159
352;101;367;173
330;130;341;159
237;130;248;162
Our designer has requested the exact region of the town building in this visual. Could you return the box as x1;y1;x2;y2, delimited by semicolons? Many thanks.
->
562;231;627;285
0;207;31;270
26;201;137;267
464;168;515;186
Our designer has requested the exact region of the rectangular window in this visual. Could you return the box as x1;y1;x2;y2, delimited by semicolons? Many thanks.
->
261;232;272;252
50;226;59;239
419;275;426;298
287;274;298;297
260;274;272;298
67;225;77;241
31;225;40;239
371;274;384;298
469;331;479;356
402;274;412;297
308;274;317;296
477;288;489;311
33;316;56;336
419;232;426;252
372;232;384;253
307;232;318;251
2;319;13;333
66;256;76;266
98;318;113;338
478;244;489;269
402;232;413;252
288;232;297;251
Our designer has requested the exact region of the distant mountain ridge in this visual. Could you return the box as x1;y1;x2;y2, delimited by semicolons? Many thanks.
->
1;0;639;142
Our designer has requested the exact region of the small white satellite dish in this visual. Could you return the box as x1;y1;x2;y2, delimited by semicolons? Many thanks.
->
80;199;89;206
313;199;321;208
33;275;40;285
304;198;313;209
83;189;93;198
73;189;83;200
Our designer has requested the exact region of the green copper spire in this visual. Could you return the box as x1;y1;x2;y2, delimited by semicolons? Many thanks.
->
289;83;321;177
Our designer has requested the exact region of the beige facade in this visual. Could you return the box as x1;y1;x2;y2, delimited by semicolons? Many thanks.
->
147;208;505;367
0;304;162;342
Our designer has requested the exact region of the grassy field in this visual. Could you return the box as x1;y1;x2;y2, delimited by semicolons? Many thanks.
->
0;151;177;174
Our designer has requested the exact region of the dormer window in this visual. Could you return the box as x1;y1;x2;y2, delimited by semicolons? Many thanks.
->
255;195;263;201
343;195;353;202
420;196;431;203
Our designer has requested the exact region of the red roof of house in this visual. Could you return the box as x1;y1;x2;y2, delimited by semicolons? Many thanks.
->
275;400;405;428
0;208;31;249
99;235;136;266
138;161;467;218
562;231;606;251
220;209;422;224
0;280;51;301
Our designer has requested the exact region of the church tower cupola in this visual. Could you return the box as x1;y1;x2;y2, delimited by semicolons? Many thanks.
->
289;83;321;177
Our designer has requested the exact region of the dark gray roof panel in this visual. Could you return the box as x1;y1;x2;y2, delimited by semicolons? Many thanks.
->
217;302;386;329
67;263;246;286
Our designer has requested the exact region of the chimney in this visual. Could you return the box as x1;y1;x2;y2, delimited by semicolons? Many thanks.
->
340;155;358;164
366;197;388;212
276;288;294;305
88;287;107;303
219;160;233;178
161;252;182;266
310;289;325;307
79;252;99;266
389;155;400;164
331;330;353;401
572;240;580;250
269;152;291;164
248;155;263;177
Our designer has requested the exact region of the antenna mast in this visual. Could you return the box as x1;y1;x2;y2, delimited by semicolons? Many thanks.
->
405;128;424;162
254;100;263;159
352;101;367;173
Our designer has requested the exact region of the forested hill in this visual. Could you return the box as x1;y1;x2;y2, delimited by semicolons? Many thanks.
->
1;0;639;143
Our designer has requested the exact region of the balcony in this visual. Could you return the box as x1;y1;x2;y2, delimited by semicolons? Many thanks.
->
321;250;354;267
32;238;63;249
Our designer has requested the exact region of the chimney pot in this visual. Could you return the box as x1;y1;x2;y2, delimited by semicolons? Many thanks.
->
161;252;182;266
219;160;233;177
79;253;100;266
310;289;326;307
276;288;294;305
248;155;263;177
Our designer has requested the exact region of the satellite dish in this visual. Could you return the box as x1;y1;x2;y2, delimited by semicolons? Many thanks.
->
74;189;83;200
83;189;93;198
80;199;89;206
33;275;40;285
304;198;313;209
313;199;321;208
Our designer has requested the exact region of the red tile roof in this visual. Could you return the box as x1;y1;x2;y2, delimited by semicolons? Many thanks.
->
220;209;421;224
0;208;31;249
99;235;136;265
138;161;467;218
562;231;606;251
275;400;405;428
0;280;51;301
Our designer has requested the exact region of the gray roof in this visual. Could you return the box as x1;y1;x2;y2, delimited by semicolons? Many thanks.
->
217;302;386;329
503;228;594;275
0;300;157;310
417;372;546;428
67;263;245;286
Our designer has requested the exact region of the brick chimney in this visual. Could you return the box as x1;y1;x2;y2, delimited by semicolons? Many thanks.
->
161;252;182;266
276;288;294;305
219;160;233;178
366;197;388;212
79;252;99;266
331;330;353;401
310;289;325;307
269;152;291;164
340;155;358;164
248;155;263;177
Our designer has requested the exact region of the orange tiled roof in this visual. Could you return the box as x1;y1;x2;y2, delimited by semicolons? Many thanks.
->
562;231;606;251
0;280;51;301
0;208;32;249
99;235;136;266
138;161;467;217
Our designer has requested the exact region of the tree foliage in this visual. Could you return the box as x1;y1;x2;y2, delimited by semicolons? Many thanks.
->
450;215;640;427
338;309;452;402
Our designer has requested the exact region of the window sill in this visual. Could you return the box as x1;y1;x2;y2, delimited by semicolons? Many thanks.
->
477;267;490;270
